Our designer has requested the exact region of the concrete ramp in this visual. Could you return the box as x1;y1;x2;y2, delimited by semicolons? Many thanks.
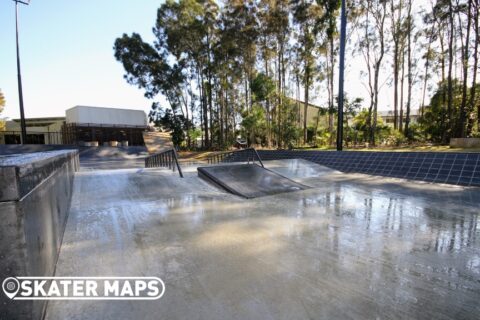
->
198;164;309;198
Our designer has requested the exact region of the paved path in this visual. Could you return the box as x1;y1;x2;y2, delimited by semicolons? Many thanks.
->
45;159;480;319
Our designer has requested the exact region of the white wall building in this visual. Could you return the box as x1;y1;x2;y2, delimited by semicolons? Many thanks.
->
65;106;147;127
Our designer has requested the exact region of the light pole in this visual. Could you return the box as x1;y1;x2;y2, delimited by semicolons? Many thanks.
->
336;0;347;151
13;0;30;144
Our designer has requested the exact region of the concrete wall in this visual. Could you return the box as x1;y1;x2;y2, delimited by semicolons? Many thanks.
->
450;138;480;148
66;105;147;127
0;144;78;155
0;150;79;320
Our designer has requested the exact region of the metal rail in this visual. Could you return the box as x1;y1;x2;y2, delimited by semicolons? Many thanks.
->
206;148;264;168
145;148;184;178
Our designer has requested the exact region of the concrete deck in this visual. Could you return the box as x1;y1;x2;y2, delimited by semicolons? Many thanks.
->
45;159;480;319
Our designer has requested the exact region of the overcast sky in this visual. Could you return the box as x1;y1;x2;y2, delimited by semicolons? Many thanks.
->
0;0;430;120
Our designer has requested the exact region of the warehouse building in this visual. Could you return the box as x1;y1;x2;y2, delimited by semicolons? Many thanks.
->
0;106;148;146
63;106;147;146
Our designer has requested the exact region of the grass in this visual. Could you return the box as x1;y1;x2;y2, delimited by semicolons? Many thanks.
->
307;145;480;153
177;145;480;159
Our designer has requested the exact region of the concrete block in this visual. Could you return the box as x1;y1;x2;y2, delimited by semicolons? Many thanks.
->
450;138;480;148
0;150;78;320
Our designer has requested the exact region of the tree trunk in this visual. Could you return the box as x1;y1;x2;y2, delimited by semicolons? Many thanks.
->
329;37;335;146
400;49;405;133
405;2;412;139
446;1;454;139
304;69;309;145
199;71;209;148
470;1;479;133
459;0;472;138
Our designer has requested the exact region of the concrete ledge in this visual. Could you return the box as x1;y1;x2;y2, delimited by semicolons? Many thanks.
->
0;150;79;319
450;138;480;148
0;144;78;155
0;150;80;202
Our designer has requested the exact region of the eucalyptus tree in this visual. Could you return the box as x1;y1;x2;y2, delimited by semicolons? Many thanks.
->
0;89;4;113
316;0;341;144
356;0;388;145
470;0;479;132
292;0;322;144
389;0;408;130
153;0;219;147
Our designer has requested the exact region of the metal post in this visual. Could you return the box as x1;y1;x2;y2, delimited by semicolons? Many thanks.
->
336;0;347;151
172;148;184;178
14;0;30;144
252;148;264;168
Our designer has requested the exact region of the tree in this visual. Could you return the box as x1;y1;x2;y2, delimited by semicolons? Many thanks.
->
390;0;408;130
357;0;388;146
150;104;193;147
0;89;5;131
292;0;322;144
470;0;479;133
0;89;5;114
316;0;341;145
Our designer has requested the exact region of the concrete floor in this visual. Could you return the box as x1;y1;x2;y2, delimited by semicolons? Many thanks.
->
45;159;480;320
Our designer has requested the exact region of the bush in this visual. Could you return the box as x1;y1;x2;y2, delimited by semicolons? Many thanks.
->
383;130;406;146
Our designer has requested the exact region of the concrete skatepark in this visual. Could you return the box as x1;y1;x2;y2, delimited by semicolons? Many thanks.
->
1;147;479;319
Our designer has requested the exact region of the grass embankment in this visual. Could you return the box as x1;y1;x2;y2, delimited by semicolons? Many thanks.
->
306;145;480;152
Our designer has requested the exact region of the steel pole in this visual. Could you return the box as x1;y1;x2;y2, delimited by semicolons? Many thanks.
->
336;0;347;151
14;1;28;144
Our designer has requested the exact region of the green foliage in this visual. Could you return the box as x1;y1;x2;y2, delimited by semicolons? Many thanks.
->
149;104;193;147
113;0;479;150
251;73;275;103
0;89;5;111
419;80;480;142
352;109;389;143
383;130;407;146
0;89;5;131
241;105;267;145
273;97;301;148
315;129;332;146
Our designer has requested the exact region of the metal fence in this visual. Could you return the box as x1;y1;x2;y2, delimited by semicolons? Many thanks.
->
145;148;184;178
206;148;264;168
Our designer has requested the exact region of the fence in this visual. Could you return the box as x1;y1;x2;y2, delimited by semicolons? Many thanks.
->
145;148;184;178
0;131;64;145
205;148;264;168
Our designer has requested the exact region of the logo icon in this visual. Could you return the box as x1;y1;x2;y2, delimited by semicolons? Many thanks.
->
2;277;20;299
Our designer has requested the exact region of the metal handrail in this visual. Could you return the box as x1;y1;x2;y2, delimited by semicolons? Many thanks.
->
206;148;264;168
145;148;184;178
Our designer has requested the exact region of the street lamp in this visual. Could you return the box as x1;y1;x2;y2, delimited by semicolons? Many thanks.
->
336;0;347;151
13;0;30;144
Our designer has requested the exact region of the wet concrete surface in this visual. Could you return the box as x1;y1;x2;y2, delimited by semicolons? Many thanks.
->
45;159;480;319
78;146;148;170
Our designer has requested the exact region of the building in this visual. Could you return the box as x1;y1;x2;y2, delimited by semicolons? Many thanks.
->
378;109;421;127
0;117;65;144
63;106;147;146
0;106;148;146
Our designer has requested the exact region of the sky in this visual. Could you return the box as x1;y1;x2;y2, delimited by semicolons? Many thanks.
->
0;0;430;121
0;0;163;119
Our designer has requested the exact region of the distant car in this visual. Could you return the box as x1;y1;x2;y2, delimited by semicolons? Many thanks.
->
234;139;248;149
